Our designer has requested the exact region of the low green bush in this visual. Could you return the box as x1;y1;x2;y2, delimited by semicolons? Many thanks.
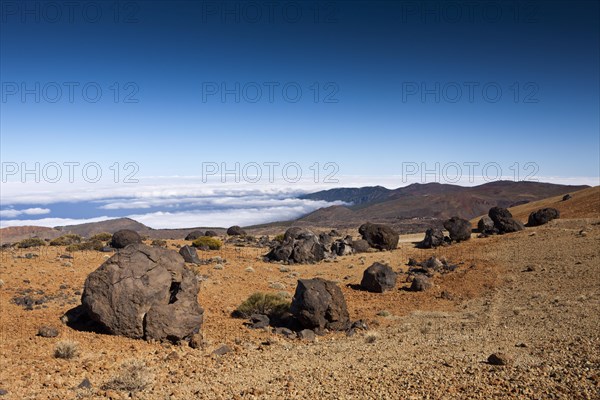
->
192;236;222;250
234;292;291;319
17;237;46;248
49;234;82;246
89;232;112;242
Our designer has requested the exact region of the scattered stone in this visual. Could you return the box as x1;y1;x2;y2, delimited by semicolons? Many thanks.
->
443;217;472;242
212;344;232;356
487;352;511;366
562;194;572;201
189;333;204;349
269;282;286;290
298;329;316;341
291;278;350;332
245;266;255;273
274;327;296;338
179;245;201;264
527;208;560;227
358;222;399;251
81;244;204;341
360;262;397;293
0;389;7;396
410;275;432;291
77;378;92;389
37;325;59;338
214;264;224;270
109;229;142;249
248;314;270;329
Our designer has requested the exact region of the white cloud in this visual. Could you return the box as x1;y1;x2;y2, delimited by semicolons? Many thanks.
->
0;199;342;229
0;216;115;229
0;207;51;218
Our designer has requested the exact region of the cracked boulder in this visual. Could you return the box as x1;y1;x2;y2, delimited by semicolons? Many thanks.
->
290;278;350;332
265;228;327;264
359;223;399;251
81;244;203;342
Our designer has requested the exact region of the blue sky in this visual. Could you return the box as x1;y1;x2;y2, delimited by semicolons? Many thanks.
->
0;0;599;227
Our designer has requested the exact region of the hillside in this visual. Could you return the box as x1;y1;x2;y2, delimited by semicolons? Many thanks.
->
471;185;600;224
294;181;588;232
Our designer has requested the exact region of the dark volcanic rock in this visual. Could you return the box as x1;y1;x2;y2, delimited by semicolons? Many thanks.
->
358;223;399;251
290;278;350;332
204;230;218;237
443;217;472;242
331;239;353;256
266;228;326;264
360;262;397;293
109;229;142;249
81;244;203;342
527;208;560;227
410;275;432;291
562;194;572;201
477;215;495;233
351;239;371;253
227;226;246;236
185;230;205;241
179;245;201;264
420;228;445;248
488;207;524;234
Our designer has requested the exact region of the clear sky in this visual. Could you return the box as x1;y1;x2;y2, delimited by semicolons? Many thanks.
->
0;0;599;227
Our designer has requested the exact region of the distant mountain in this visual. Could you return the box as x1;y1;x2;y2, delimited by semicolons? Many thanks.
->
294;181;589;232
299;185;392;206
55;217;150;237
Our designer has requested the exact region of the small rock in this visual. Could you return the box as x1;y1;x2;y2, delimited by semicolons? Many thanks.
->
77;378;92;389
274;327;296;338
0;389;8;396
214;264;224;270
189;333;204;349
487;352;511;366
245;266;255;273
37;325;59;338
248;314;270;329
298;329;316;341
410;275;432;291
212;344;232;356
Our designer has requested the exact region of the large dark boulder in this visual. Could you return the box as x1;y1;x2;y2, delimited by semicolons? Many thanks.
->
527;208;560;226
290;278;349;332
420;228;445;248
185;230;205;241
488;207;524;234
179;245;201;264
443;217;472;242
227;226;246;236
360;262;397;293
477;215;495;233
81;244;203;342
266;228;326;264
109;229;142;249
204;230;218;237
358;223;399;251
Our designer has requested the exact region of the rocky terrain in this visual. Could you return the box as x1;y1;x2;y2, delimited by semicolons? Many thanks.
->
0;186;598;399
